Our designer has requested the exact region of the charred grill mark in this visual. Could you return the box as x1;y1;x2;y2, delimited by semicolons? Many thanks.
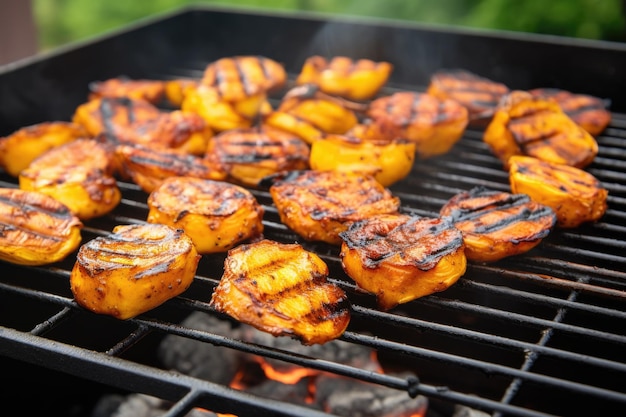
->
234;58;251;97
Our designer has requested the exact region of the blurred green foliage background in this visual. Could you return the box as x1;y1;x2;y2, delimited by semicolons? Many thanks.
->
33;0;626;51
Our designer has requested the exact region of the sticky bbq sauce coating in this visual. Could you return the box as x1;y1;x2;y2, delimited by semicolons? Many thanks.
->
269;170;401;245
0;188;83;266
440;186;557;263
147;176;264;254
210;239;351;345
339;213;466;311
70;223;200;320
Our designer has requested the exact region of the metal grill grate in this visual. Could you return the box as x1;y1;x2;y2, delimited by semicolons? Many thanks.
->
0;7;625;417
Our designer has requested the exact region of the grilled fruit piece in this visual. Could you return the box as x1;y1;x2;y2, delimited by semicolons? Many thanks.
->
508;155;608;228
295;55;393;101
115;144;227;193
210;239;351;345
0;121;88;177
19;139;121;220
529;88;611;136
309;134;416;187
73;96;212;155
73;97;162;137
426;69;509;124
269;170;400;245
165;78;199;107
88;77;166;104
483;90;598;169
360;91;468;158
70;224;200;320
0;188;82;266
339;213;466;311
201;55;287;99
439;186;557;262
264;84;360;144
182;84;272;133
205;125;310;187
147;177;264;254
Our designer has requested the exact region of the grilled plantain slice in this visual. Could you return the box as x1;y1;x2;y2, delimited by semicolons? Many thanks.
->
88;77;166;104
360;91;468;158
182;84;272;133
147;176;264;254
0;188;83;266
19;139;121;220
0;121;89;177
115;144;227;193
339;213;466;311
295;55;393;101
269;170;400;245
70;223;200;320
264;84;360;144
72;97;163;137
483;90;598;169
508;155;608;228
440;186;557;262
205;125;310;187
426;69;509;125
201;55;287;100
110;110;213;155
164;78;199;107
309;134;416;187
210;239;351;345
529;88;611;136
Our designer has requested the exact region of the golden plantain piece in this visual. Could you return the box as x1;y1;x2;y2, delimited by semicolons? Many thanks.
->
182;84;272;133
483;90;598;169
210;239;351;345
201;55;287;100
70;223;200;320
109;110;213;155
72;97;163;137
426;69;509;125
339;213;466;311
0;188;83;266
269;170;400;245
360;91;469;158
205;125;310;187
439;186;557;262
529;88;611;136
508;155;608;228
164;78;199;107
19;138;121;220
295;55;393;101
0;121;89;177
115;144;227;193
88;77;166;104
264;84;361;144
147;176;264;254
309;134;416;187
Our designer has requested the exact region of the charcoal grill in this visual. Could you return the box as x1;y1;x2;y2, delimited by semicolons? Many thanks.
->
1;5;625;417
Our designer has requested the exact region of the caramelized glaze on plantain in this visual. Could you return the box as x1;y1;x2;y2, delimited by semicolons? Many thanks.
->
210;239;351;345
440;186;556;262
360;91;468;158
147;176;264;254
0;188;83;265
70;223;200;320
115;144;227;193
269;170;400;245
339;213;466;310
205;125;310;187
88;77;166;104
426;69;509;124
295;55;393;101
508;155;608;228
484;90;598;169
